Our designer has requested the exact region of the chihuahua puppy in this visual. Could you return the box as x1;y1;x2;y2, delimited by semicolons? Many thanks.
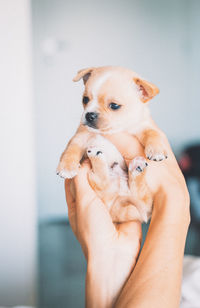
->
57;66;167;222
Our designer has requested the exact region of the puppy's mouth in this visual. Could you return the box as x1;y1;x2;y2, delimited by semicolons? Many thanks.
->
84;122;98;129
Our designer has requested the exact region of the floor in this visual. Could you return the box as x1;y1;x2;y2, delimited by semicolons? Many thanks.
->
39;220;86;308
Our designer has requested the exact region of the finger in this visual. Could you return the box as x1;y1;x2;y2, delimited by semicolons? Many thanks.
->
65;179;77;233
65;179;76;219
65;179;75;206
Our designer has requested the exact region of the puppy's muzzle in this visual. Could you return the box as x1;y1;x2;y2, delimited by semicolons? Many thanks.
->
85;112;98;128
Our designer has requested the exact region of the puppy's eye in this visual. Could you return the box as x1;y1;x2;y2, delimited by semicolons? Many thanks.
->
109;102;121;110
83;96;89;105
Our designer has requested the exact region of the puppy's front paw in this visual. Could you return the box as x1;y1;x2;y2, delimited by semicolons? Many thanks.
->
56;161;79;179
145;144;168;162
129;156;148;176
86;146;105;159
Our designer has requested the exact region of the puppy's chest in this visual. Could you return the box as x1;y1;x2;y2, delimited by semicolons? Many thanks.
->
125;119;152;136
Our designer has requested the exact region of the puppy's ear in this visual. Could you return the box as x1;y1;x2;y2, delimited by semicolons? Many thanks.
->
73;67;95;84
134;77;159;103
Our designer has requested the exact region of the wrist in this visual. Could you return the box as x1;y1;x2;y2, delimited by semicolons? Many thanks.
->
86;245;139;308
86;258;117;308
153;186;190;227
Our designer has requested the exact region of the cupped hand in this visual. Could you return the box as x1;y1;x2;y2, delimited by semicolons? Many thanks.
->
65;160;142;307
65;132;190;308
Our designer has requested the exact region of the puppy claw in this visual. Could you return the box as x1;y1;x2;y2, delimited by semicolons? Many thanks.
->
56;168;78;179
87;146;104;158
129;156;148;177
149;154;166;161
145;146;168;162
136;166;143;172
56;161;79;179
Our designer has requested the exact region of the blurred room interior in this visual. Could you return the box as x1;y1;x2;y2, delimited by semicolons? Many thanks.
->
1;0;200;307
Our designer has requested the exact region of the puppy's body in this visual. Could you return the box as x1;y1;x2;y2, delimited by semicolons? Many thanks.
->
57;66;167;223
69;133;152;223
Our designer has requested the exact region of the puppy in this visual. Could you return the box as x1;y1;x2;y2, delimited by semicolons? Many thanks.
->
57;66;167;222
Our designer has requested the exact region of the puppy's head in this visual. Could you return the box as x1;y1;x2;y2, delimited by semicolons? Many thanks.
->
73;66;159;133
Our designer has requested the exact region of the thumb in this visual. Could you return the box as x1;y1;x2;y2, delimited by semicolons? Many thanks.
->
74;161;97;206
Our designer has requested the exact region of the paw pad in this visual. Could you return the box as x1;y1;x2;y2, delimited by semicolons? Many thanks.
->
145;146;168;162
56;168;78;179
87;147;103;157
129;156;148;175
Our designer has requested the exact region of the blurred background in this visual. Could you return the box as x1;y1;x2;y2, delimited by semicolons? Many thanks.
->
0;0;200;307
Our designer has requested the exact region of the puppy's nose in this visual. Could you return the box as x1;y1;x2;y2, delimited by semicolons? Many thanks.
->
85;112;98;123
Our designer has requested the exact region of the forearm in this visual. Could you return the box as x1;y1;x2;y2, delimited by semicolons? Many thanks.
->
115;189;190;308
86;252;127;308
86;261;117;308
86;231;141;308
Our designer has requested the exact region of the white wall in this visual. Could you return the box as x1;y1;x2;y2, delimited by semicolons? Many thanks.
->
32;0;200;218
188;0;200;142
0;0;36;306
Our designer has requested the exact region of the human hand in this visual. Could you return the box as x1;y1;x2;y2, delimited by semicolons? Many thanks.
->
112;133;190;308
65;132;190;308
65;161;142;308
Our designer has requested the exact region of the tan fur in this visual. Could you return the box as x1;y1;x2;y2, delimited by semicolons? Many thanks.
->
57;66;167;222
73;67;95;83
60;143;81;170
88;153;152;222
128;169;152;221
88;155;110;190
137;129;168;160
134;77;159;103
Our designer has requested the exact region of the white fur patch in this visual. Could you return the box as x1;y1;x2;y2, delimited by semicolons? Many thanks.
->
57;169;78;179
84;100;99;113
129;156;148;176
81;72;111;125
111;163;129;196
92;72;111;99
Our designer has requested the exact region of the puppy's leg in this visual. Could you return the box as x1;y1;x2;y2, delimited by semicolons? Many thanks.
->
109;163;143;223
86;146;122;212
128;156;153;222
57;126;90;179
136;129;168;161
87;146;110;191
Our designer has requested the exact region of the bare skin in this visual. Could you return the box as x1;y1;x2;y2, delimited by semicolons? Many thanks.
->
65;133;190;308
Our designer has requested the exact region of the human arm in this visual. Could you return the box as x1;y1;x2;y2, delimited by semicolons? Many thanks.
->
115;185;190;308
65;133;190;308
65;162;142;308
114;134;190;308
